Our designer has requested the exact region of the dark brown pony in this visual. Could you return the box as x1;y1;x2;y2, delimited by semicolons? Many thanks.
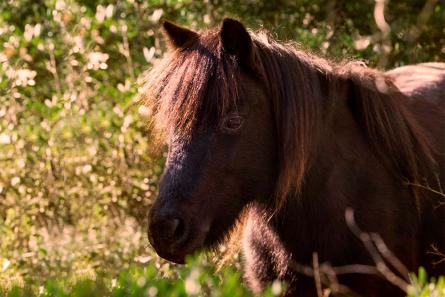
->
140;19;445;296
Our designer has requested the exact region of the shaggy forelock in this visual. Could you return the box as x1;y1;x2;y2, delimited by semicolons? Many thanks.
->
138;30;243;138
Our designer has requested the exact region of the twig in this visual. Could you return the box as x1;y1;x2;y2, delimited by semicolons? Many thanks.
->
428;245;445;266
405;0;438;43
406;182;445;199
121;25;135;80
436;174;443;194
345;208;410;292
370;233;411;282
313;253;323;297
288;260;362;297
406;181;445;209
48;42;63;97
373;0;392;69
331;264;378;275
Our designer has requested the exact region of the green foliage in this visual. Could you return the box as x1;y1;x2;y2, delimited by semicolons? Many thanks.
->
0;256;283;297
0;0;443;296
407;267;445;297
0;0;167;283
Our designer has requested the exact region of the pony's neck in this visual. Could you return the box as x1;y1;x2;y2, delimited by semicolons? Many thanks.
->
249;45;354;255
253;38;336;205
256;37;435;212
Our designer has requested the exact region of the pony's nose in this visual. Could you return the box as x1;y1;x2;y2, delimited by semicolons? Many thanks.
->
148;214;186;252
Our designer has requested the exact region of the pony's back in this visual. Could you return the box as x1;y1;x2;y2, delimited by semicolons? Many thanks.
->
387;63;445;100
387;63;445;276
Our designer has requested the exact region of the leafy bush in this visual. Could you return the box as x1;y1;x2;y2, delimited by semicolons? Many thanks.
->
0;255;283;297
2;263;444;297
407;268;445;297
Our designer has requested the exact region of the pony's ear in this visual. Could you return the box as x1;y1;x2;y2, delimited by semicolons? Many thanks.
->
162;20;198;49
220;18;253;64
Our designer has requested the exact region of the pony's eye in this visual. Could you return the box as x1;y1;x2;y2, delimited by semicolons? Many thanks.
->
222;114;244;133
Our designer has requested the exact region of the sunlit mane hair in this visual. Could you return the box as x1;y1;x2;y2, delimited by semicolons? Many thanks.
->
138;31;242;138
138;28;436;209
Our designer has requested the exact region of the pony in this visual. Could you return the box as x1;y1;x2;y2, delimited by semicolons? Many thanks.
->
140;18;445;296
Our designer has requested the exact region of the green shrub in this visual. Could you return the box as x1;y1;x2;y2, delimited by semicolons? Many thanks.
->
0;255;284;297
407;267;445;297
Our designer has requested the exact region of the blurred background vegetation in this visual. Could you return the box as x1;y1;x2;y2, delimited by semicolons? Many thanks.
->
0;0;444;296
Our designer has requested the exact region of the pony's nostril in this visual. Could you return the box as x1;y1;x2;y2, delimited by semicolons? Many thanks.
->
170;218;179;234
149;214;189;255
167;218;179;239
173;218;185;240
163;217;185;243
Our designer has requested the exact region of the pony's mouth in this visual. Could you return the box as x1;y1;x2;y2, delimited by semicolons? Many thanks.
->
154;249;187;264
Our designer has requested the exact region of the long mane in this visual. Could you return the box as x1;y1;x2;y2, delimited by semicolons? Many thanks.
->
138;28;436;208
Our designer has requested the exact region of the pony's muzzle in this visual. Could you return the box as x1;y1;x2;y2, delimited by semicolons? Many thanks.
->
148;209;190;263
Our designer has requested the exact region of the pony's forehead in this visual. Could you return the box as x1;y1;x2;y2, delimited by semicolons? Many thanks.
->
141;30;243;136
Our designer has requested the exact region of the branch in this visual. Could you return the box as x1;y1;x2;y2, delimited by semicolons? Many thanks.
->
345;208;410;292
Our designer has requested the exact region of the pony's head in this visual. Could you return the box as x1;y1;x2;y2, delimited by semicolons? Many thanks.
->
140;18;328;263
